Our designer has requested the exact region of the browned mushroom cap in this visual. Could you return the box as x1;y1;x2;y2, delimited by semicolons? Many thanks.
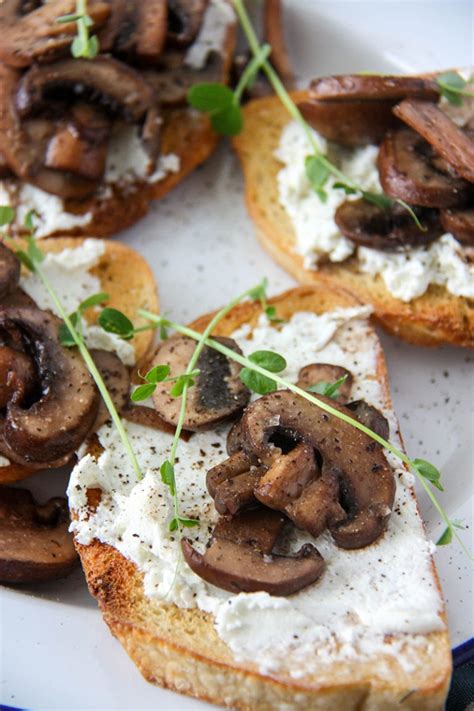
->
0;0;110;68
226;418;244;455
346;400;390;441
90;349;130;431
168;0;210;46
264;0;295;89
241;391;395;549
299;74;439;147
0;64;99;198
213;507;287;555
0;243;21;300
0;307;99;465
152;335;250;431
393;99;474;184
16;57;154;123
207;449;257;498
0;487;78;583
0;345;37;409
441;207;474;247
378;129;473;208
182;538;324;596
0;150;14;178
299;98;400;147
335;199;442;250
98;0;168;63
285;469;346;539
213;465;267;516
309;75;440;102
296;364;353;403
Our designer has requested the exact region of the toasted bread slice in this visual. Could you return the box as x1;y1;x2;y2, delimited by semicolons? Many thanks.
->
0;236;159;484
73;285;451;710
232;92;474;349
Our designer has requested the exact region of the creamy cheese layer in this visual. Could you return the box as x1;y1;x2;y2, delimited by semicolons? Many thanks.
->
276;121;474;302
20;239;135;366
69;308;445;677
185;0;235;69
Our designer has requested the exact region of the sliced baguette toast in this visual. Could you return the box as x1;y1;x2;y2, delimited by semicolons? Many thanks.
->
0;236;159;484
73;285;451;711
232;92;474;349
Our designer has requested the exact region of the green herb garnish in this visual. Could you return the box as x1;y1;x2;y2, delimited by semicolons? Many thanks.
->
57;0;99;59
1;208;142;481
307;374;348;399
135;301;469;559
437;71;474;106
188;43;271;136
59;291;109;347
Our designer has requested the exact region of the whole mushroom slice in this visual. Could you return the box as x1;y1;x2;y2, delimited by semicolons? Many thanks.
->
346;400;390;441
98;0;168;63
309;74;439;102
0;64;99;198
241;391;395;549
213;507;287;555
0;487;78;583
299;74;439;147
393;99;474;184
168;0;210;46
299;98;400;147
182;538;324;596
335;199;442;250
122;404;193;441
0;0;110;68
296;363;353;403
0;307;99;465
152;335;250;431
378;129;473;208
16;57;154;123
441;207;474;247
0;242;21;300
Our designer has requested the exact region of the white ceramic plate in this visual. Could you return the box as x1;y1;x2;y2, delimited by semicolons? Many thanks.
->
1;2;473;709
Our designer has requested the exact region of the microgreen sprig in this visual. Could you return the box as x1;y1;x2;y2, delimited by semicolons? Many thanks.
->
437;71;474;106
57;0;99;59
138;306;470;559
248;277;284;323
131;279;271;536
188;43;271;136
307;374;348;399
59;291;109;346
1;207;142;481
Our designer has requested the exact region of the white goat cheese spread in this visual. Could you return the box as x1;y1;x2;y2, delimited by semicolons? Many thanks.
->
20;239;136;367
276;120;474;302
185;0;235;70
0;138;180;239
69;307;445;677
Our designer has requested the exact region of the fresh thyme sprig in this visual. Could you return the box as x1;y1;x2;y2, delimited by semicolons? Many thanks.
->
0;208;143;481
189;0;424;229
437;71;474;106
57;0;99;59
137;306;470;558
